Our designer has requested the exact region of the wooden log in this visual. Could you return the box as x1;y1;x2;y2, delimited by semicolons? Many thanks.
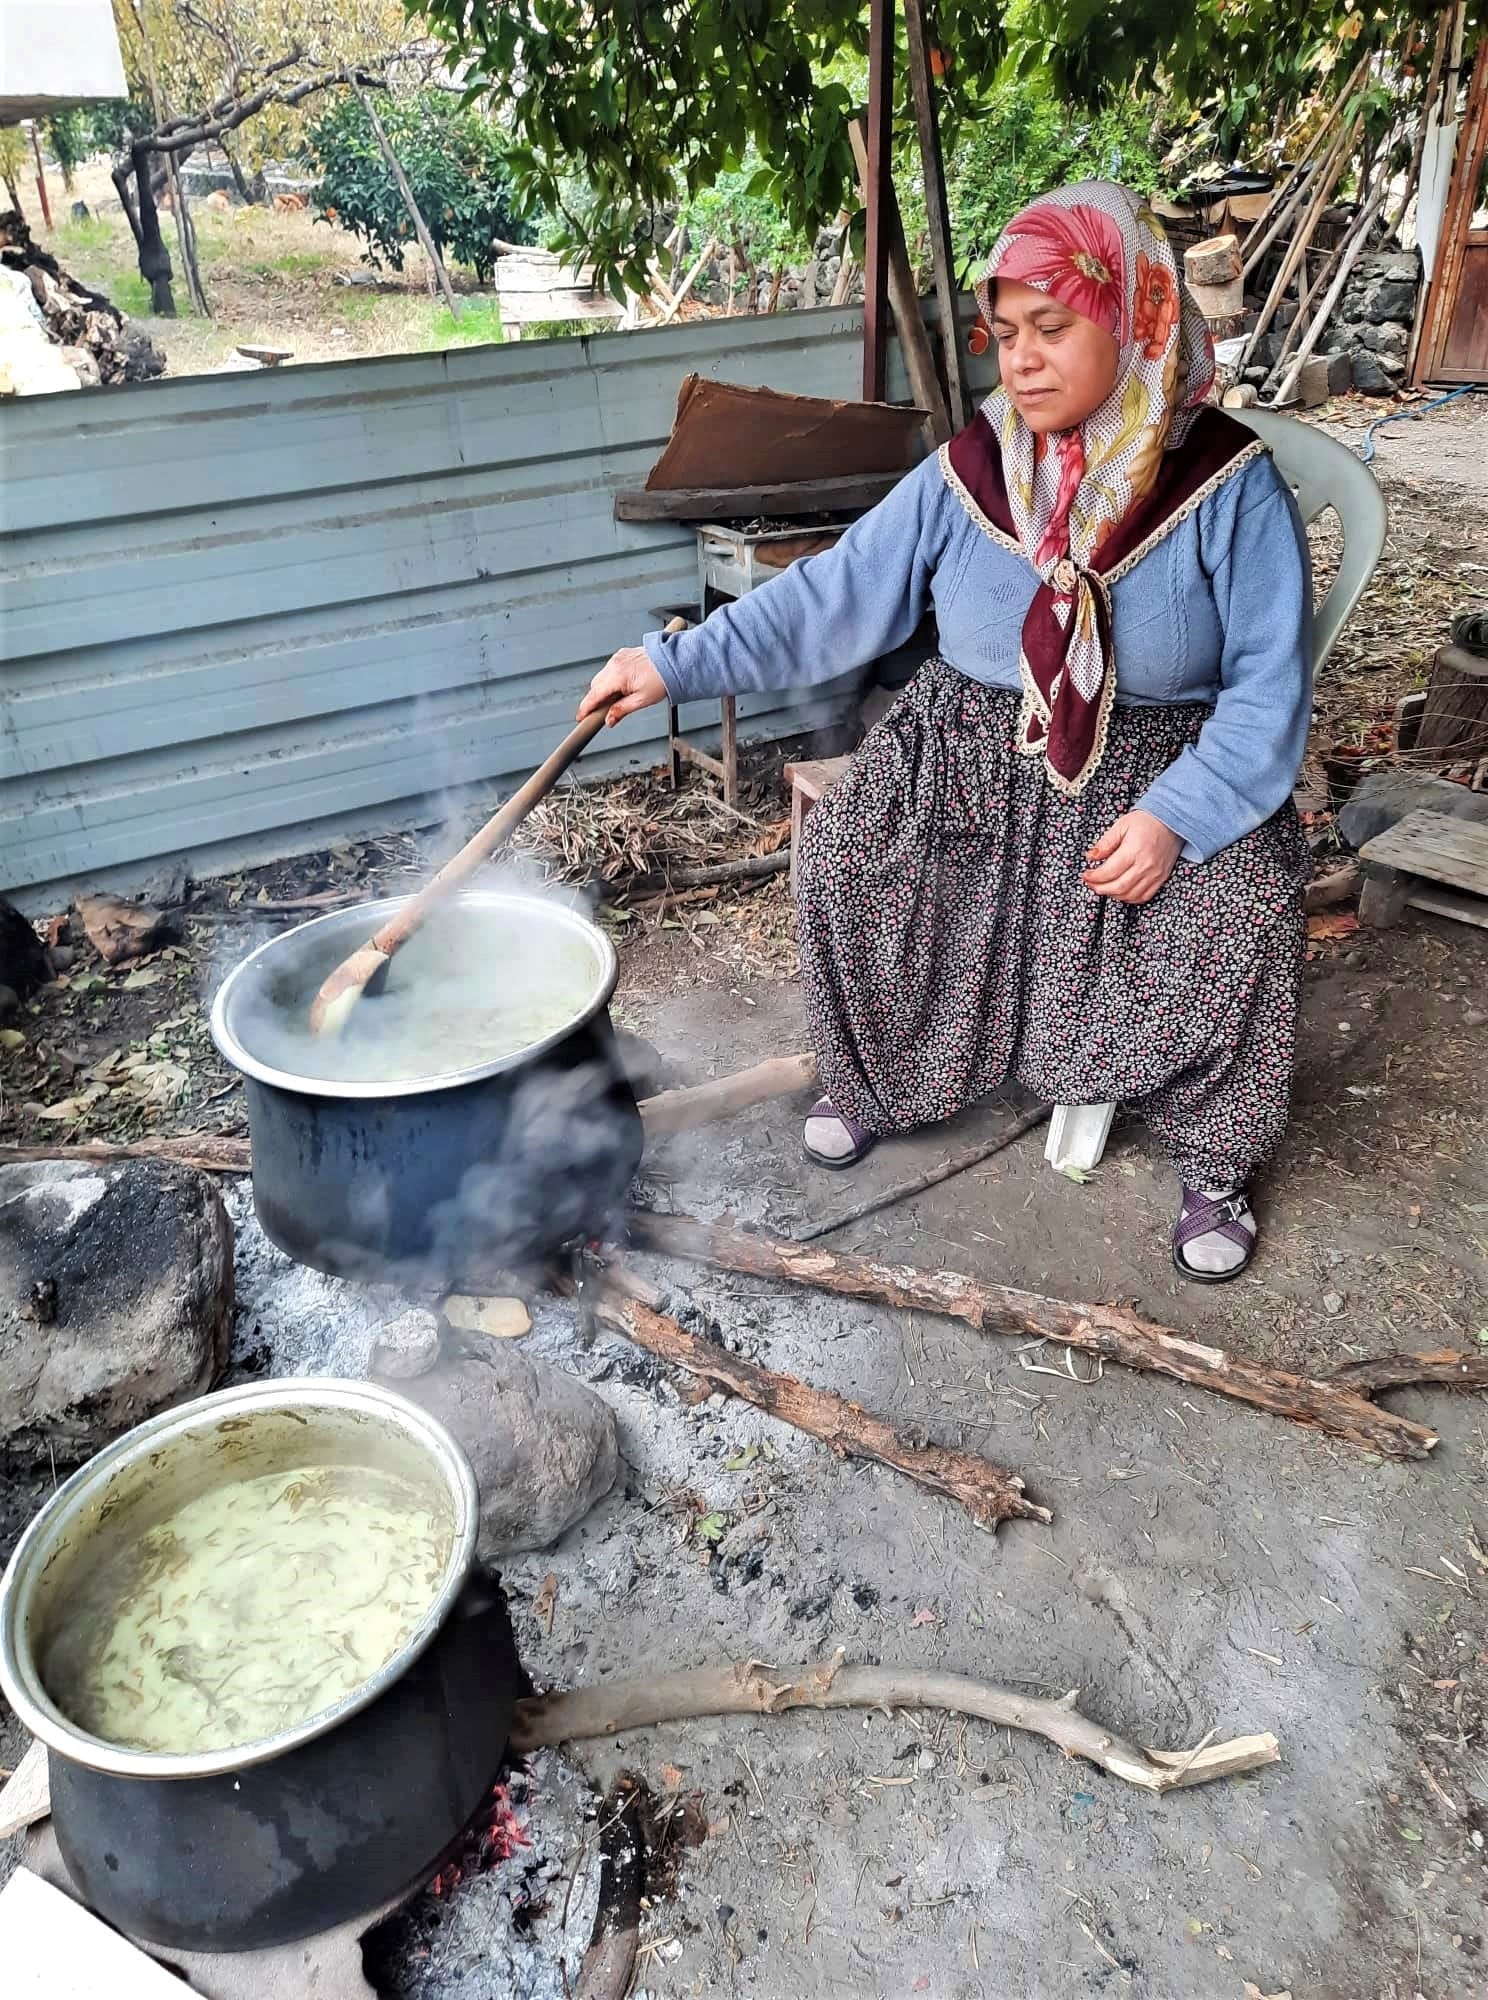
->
614;471;903;523
1184;233;1241;287
848;115;951;444
512;1651;1281;1795
597;1286;1050;1530
1415;643;1488;758
638;1052;818;1137
1239;111;1360;371
1187;276;1244;321
0;1135;252;1174
354;82;460;320
625;1212;1441;1460
1240;48;1372;277
903;0;970;427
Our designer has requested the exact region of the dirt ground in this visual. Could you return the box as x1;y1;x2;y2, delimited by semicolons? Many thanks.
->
2;403;1485;1995
39;156;512;379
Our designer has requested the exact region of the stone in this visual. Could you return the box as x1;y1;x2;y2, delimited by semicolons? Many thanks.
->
1355;320;1409;358
1295;351;1352;408
1360;277;1418;324
1322;1291;1345;1317
368;1306;441;1379
0;983;18;1021
1349;350;1401;395
1337;769;1488;850
1355;252;1418;283
0;1161;232;1469
391;1345;619;1560
0;894;51;1000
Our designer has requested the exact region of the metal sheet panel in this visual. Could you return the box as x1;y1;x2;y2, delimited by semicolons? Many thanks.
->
1;304;981;905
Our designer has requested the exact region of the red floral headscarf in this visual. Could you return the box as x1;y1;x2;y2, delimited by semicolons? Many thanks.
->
962;182;1216;795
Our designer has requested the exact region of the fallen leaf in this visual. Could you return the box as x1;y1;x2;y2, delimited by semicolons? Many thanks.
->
532;1572;558;1635
1398;1825;1423;1841
0;1028;25;1051
29;1083;107;1121
74;893;167;967
1305;912;1359;942
724;1444;759;1471
1242;1986;1293;2000
440;1294;532;1340
659;1761;684;1791
694;1511;728;1547
911;1605;938;1628
121;968;163;990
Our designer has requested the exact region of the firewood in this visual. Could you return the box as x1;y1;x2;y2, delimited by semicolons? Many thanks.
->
512;1651;1281;1795
0;1136;251;1174
625;1212;1441;1460
596;1283;1050;1531
1184;233;1241;287
1329;1349;1488;1395
639;1052;818;1136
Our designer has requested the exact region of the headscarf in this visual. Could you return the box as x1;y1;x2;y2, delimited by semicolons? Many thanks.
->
963;181;1220;795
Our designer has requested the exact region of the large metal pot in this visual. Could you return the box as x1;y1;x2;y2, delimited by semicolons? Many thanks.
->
210;890;642;1286
0;1379;519;1952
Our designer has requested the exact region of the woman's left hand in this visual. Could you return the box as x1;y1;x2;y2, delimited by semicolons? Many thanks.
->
1082;811;1182;904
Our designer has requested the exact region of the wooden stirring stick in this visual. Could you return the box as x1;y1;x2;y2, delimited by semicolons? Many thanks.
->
309;620;687;1037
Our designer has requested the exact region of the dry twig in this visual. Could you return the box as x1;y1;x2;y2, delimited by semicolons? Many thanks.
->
513;1652;1281;1795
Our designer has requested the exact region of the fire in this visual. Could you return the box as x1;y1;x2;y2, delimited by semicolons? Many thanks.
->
429;1782;530;1898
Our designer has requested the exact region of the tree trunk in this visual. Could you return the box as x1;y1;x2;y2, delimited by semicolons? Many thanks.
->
220;136;261;205
124;142;176;315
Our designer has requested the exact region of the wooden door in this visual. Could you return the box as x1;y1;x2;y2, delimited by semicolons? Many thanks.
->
1417;53;1488;385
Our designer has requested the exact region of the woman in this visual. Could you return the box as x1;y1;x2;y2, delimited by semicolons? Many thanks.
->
579;182;1313;1283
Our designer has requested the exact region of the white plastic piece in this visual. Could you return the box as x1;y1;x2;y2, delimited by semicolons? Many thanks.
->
1045;1102;1117;1174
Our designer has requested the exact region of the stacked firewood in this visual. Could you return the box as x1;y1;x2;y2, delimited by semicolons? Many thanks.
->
0;210;165;388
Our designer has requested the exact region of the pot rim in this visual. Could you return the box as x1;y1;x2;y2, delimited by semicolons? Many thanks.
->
208;888;619;1100
0;1378;480;1781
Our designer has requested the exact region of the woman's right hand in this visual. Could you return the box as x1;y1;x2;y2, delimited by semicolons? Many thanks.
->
577;647;668;727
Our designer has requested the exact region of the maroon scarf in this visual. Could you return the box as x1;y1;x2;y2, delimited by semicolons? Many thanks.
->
943;405;1261;785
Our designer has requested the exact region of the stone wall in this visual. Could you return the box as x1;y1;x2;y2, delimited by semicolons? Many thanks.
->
1325;251;1419;395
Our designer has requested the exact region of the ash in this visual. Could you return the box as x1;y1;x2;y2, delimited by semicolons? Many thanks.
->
362;1749;599;2000
223;1182;393;1380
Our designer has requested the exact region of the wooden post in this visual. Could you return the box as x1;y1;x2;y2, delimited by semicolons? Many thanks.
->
354;80;461;320
902;0;969;429
861;0;894;403
849;118;952;442
27;124;52;231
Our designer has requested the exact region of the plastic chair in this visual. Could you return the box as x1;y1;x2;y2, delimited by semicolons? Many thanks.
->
1045;409;1388;1177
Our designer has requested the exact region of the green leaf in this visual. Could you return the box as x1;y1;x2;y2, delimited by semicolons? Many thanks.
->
694;1510;729;1547
724;1445;759;1471
1398;1826;1424;1842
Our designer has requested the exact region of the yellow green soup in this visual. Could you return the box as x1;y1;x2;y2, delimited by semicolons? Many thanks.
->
44;1464;451;1755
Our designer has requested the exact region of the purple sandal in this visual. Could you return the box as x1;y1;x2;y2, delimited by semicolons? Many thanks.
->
1172;1188;1258;1285
802;1096;877;1171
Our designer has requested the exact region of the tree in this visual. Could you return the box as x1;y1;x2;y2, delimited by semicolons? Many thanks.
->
421;0;1465;293
105;1;424;315
306;89;527;280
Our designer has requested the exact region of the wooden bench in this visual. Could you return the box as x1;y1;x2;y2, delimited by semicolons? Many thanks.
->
1358;809;1488;930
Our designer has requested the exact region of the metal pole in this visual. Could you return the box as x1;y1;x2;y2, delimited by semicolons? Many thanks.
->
862;0;894;402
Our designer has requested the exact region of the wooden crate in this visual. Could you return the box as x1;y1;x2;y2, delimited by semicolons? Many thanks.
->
1358;809;1488;930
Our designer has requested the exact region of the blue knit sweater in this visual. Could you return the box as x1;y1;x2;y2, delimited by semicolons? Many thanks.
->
644;448;1313;863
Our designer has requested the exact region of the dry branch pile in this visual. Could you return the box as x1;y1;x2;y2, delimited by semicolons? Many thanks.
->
0;211;165;387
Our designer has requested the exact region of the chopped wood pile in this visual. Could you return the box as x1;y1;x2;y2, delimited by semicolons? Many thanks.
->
0;210;165;391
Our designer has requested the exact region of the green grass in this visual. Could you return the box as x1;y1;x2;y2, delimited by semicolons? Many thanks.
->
110;272;155;318
335;290;381;325
423;296;504;349
55;215;115;258
241;249;336;279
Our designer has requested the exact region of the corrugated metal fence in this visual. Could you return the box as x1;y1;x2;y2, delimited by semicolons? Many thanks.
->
1;305;989;905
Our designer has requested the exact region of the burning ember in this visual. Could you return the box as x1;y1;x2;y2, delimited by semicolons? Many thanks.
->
429;1781;531;1898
